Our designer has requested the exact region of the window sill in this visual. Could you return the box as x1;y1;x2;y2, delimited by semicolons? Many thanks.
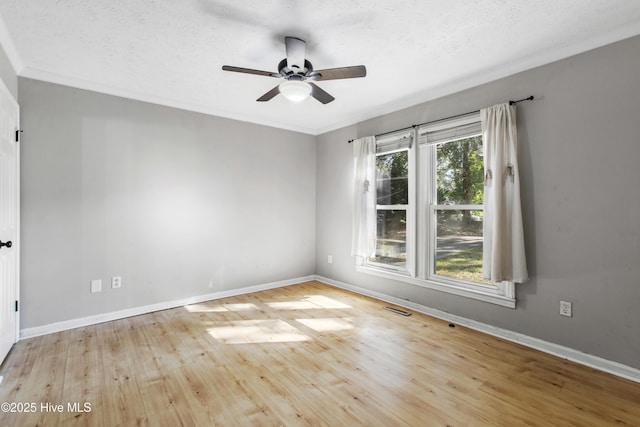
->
356;265;516;308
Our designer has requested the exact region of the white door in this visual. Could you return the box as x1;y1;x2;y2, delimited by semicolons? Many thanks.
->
0;79;19;364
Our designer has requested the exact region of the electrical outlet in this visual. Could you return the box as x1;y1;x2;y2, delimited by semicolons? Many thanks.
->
328;255;333;264
91;279;102;293
111;276;122;289
560;300;572;317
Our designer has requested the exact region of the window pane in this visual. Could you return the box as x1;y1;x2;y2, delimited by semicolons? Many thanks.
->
434;209;495;285
376;151;408;205
371;209;406;267
436;136;484;205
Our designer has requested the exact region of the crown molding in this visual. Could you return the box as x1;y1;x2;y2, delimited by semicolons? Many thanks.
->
19;66;319;135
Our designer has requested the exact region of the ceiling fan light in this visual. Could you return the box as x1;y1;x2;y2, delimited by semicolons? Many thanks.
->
279;81;311;102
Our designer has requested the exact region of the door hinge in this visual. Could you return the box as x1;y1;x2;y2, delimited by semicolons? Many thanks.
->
15;129;23;142
15;300;18;312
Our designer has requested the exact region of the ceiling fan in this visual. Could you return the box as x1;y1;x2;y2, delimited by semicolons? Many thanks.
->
222;37;366;104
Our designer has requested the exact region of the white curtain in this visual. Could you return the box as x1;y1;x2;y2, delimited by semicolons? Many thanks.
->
481;103;528;283
351;136;377;261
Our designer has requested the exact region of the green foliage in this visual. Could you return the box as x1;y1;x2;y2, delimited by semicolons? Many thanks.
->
435;245;494;285
436;136;484;205
376;150;408;205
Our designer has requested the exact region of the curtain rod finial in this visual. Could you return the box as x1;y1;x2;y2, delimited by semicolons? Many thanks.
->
509;95;534;105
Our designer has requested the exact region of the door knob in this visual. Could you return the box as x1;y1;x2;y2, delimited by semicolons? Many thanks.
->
0;240;12;249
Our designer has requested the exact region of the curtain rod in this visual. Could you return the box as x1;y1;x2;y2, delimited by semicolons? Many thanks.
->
347;96;534;143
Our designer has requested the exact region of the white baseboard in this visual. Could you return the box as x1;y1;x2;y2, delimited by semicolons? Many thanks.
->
314;275;640;384
20;275;315;340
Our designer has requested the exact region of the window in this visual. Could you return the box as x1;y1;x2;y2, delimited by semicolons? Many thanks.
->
420;116;488;286
360;114;515;307
367;132;414;273
430;135;495;286
372;150;408;268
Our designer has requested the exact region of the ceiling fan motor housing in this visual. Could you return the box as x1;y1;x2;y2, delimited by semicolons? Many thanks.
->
278;59;313;80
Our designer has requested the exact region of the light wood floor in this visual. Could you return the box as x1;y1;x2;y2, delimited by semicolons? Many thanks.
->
1;281;639;426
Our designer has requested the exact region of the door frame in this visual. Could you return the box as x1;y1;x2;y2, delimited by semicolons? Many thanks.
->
0;75;20;356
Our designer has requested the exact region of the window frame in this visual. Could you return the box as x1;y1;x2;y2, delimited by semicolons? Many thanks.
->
364;131;415;276
358;114;516;308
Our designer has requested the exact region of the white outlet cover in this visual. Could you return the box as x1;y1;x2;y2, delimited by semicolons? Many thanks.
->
112;276;122;289
560;301;572;317
91;279;102;293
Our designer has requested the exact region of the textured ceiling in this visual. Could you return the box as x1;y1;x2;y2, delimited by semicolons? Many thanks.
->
1;1;640;135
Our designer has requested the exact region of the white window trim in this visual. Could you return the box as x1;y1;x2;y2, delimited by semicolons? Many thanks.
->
364;133;415;276
356;264;515;308
358;114;516;308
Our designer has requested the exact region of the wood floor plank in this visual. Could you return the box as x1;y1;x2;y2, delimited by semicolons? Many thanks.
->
1;281;639;426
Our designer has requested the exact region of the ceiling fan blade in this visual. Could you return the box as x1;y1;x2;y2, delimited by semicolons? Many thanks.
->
309;83;335;104
257;85;281;102
285;37;306;70
222;65;280;78
313;65;366;81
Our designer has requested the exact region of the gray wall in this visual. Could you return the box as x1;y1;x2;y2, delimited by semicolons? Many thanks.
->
19;78;316;329
316;35;640;369
0;41;17;99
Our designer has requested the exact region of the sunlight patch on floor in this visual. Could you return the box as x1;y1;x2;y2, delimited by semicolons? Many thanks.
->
305;295;352;309
265;301;319;310
296;318;354;332
208;320;310;344
222;303;260;311
266;295;353;310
